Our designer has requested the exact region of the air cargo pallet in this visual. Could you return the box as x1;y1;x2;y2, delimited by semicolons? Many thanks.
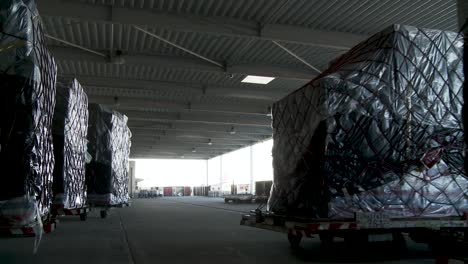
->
89;202;131;219
51;205;89;221
241;210;467;263
224;194;254;204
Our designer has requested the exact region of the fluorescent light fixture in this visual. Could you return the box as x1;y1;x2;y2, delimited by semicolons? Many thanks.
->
241;75;275;84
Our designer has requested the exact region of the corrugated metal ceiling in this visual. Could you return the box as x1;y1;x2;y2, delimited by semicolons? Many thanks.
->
81;0;458;34
39;0;460;159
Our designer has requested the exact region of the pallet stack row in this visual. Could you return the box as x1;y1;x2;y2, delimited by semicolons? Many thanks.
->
0;0;132;235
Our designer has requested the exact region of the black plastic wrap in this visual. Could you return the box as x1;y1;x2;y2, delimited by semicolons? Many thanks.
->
86;104;131;205
52;78;88;209
268;25;467;218
0;0;57;223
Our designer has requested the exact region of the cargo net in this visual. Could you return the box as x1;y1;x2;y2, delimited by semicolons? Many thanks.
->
52;78;89;209
86;104;131;205
268;25;467;219
0;0;57;221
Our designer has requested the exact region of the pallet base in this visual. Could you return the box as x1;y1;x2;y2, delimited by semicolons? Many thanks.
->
51;205;89;221
241;211;467;263
0;221;56;237
89;202;131;219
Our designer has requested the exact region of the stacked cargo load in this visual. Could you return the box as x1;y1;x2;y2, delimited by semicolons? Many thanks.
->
86;104;131;206
52;78;88;210
0;0;57;228
268;25;467;219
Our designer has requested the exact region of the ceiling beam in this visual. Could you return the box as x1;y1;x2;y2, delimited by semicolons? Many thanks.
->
131;134;251;143
130;150;213;157
130;129;269;141
131;148;231;154
131;147;237;155
130;154;210;160
132;136;253;147
38;0;367;49
72;75;292;101
131;147;236;157
131;143;246;151
128;121;272;136
50;46;315;80
88;95;271;116
130;128;269;140
122;110;271;127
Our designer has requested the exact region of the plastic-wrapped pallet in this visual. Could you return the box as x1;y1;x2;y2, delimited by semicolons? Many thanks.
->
268;25;467;219
86;104;131;205
0;0;57;226
52;78;89;210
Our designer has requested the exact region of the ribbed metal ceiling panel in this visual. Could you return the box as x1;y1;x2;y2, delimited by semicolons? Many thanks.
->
82;0;286;22
43;16;310;66
41;0;460;159
80;0;458;34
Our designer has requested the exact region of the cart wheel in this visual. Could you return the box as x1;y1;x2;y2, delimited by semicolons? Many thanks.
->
80;212;87;221
288;233;302;248
100;210;108;219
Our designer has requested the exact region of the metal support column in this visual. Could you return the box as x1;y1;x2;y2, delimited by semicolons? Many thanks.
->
206;160;209;186
128;161;136;198
219;156;223;192
250;146;254;195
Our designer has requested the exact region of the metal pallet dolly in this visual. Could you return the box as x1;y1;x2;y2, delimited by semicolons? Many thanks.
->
51;204;90;221
89;202;131;219
241;210;467;264
0;216;56;237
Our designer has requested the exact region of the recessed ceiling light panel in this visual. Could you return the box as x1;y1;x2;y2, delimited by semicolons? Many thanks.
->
241;75;275;84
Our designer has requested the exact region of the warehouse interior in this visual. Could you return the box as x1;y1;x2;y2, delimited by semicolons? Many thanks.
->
1;0;467;263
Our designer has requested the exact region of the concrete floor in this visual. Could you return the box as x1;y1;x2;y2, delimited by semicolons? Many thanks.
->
0;197;448;264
